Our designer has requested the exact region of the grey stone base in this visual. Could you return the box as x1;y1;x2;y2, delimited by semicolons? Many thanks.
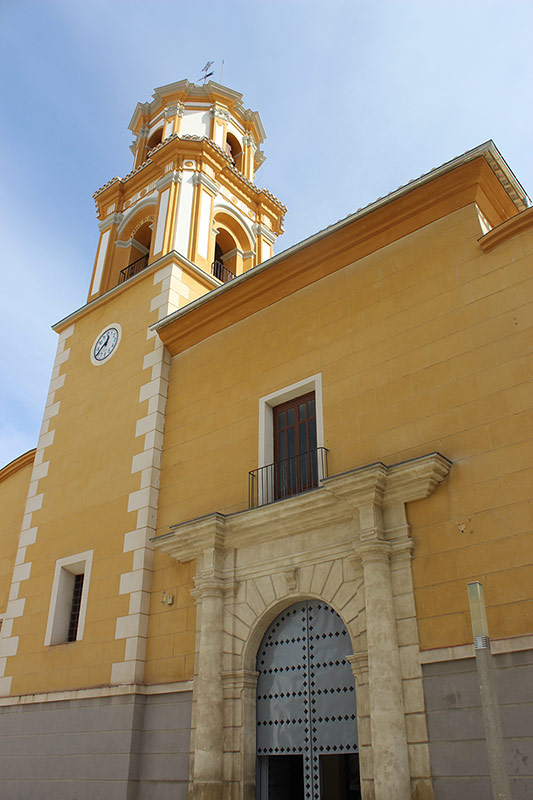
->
422;649;533;800
0;689;192;800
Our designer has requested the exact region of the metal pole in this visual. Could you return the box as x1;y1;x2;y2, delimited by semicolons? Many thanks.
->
467;582;512;800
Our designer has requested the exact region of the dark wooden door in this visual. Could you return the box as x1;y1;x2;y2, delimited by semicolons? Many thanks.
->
273;392;317;499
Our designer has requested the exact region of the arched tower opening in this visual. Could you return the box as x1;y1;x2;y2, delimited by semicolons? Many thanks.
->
117;218;154;284
225;132;243;172
213;228;238;282
147;126;163;153
255;600;360;800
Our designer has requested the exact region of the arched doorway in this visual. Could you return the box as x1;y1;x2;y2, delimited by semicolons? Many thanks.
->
256;600;361;800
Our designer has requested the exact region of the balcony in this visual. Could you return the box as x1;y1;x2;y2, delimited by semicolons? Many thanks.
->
119;253;149;284
248;447;329;509
211;260;235;284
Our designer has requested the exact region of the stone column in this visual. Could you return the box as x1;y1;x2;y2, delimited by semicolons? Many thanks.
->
358;538;411;800
347;652;374;800
190;544;225;800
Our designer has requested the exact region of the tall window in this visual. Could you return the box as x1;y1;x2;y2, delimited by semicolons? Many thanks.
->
273;392;318;499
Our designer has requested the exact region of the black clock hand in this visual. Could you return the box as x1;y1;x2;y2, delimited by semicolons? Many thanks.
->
94;332;110;356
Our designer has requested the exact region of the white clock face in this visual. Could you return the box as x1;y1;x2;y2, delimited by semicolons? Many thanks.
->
91;324;121;365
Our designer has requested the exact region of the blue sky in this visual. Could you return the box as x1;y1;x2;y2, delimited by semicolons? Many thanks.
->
1;0;532;467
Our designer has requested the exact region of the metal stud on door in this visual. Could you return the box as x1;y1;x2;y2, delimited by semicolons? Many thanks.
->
256;601;358;799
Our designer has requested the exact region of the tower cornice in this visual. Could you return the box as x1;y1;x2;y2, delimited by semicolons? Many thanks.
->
93;135;286;224
128;80;266;144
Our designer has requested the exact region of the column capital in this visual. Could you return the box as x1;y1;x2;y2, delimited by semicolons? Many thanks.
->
155;170;182;192
222;668;259;694
346;652;369;686
98;211;123;232
356;535;391;564
191;574;224;600
192;171;219;195
391;538;415;562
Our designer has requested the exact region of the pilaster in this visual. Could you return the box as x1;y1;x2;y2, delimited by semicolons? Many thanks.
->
356;535;411;800
189;524;226;799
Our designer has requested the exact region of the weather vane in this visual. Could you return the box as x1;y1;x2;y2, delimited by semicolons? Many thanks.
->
198;60;225;84
199;62;214;83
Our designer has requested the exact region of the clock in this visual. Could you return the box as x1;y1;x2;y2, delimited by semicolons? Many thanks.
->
90;324;122;365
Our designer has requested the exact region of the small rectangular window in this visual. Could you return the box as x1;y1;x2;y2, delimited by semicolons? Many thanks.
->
44;551;93;646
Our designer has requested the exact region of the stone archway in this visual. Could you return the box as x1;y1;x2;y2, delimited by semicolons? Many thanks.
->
154;452;451;800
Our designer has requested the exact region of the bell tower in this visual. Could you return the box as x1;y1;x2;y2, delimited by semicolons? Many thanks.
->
88;80;286;301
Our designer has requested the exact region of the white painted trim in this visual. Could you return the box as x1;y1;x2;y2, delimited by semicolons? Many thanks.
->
155;170;182;192
114;238;149;254
116;193;158;237
258;373;324;469
198;190;212;260
419;633;533;664
0;679;193;707
212;197;255;244
98;212;123;233
90;322;122;367
90;229;110;297
44;550;93;646
153;188;170;254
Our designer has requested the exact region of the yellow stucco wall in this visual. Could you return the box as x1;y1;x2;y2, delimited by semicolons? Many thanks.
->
157;203;533;652
5;266;202;695
4;196;531;695
0;455;34;617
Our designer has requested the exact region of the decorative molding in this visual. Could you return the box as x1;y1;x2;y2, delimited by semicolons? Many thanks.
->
210;104;230;122
479;205;533;252
243;134;256;151
252;222;276;244
221;669;258;694
285;568;298;592
164;103;183;118
192;171;219;195
420;633;533;665
0;449;36;485
98;211;123;232
114;238;149;254
154;453;451;561
155;170;182;192
0;679;193;708
346;652;369;685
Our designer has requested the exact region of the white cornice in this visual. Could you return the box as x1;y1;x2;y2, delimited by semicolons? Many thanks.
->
128;80;267;144
52;249;220;333
151;140;528;337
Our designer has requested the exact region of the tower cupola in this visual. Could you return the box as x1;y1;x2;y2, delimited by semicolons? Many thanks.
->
88;81;286;301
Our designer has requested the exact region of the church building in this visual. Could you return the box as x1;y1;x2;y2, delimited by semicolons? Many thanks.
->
1;79;532;800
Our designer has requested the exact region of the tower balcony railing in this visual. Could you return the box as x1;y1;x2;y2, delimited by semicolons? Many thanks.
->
248;447;329;510
211;260;235;284
119;253;149;284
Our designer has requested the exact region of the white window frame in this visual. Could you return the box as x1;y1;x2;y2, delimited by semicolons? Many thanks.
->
44;551;93;646
258;373;325;468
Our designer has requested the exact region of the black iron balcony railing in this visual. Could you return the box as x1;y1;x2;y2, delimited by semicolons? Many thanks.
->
248;447;329;510
211;260;235;284
119;253;149;284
